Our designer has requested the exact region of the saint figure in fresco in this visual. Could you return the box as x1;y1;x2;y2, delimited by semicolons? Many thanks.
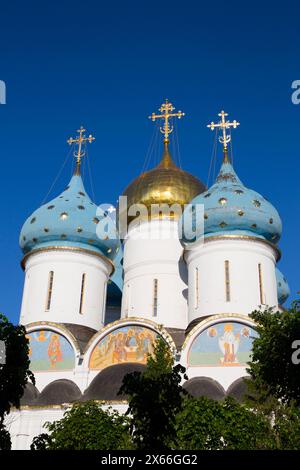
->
125;329;137;348
48;334;63;368
37;330;48;342
241;327;250;337
112;331;126;363
145;331;155;356
136;331;147;361
124;328;139;361
208;327;217;337
218;323;240;365
106;335;116;356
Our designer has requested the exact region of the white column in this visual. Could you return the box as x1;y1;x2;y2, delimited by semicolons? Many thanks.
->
20;248;113;331
121;218;188;329
185;237;279;324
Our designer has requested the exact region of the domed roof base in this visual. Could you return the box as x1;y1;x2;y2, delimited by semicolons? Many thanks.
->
20;383;40;406
183;377;225;401
226;377;249;403
35;380;82;406
83;363;146;401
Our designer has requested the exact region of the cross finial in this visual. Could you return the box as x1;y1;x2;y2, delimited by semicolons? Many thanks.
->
149;99;185;143
207;110;240;161
67;126;95;170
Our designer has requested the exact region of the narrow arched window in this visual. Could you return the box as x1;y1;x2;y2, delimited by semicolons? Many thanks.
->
258;263;265;304
45;271;54;311
195;267;199;309
79;273;86;314
153;279;158;317
124;283;131;318
225;260;230;302
102;281;107;324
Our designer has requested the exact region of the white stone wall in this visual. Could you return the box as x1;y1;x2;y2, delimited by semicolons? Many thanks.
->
6;403;128;450
185;237;278;323
13;231;278;450
20;249;112;331
121;219;188;329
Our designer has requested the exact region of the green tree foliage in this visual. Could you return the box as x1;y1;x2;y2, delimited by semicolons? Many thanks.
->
248;301;300;406
31;401;132;450
176;396;224;450
0;422;12;450
119;337;187;450
244;378;300;449
0;313;34;450
273;403;300;450
176;396;275;450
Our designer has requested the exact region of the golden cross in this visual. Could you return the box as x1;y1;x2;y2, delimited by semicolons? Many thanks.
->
67;126;95;166
149;99;185;143
207;110;240;151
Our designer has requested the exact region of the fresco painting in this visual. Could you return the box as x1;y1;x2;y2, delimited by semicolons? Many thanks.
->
26;330;75;371
89;325;159;370
188;322;258;367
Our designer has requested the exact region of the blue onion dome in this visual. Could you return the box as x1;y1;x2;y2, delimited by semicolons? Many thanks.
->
180;155;282;244
276;268;290;305
20;167;120;261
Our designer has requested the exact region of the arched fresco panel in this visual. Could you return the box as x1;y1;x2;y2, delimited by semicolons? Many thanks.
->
26;330;75;371
188;322;258;367
89;325;159;370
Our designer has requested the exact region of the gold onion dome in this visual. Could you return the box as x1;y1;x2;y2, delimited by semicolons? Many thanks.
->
122;141;206;223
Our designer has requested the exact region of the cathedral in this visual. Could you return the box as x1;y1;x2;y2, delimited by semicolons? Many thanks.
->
6;101;290;449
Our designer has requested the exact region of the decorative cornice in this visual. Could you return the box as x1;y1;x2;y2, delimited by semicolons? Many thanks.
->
182;313;257;351
124;258;181;273
205;234;281;259
185;234;281;261
127;213;181;224
11;400;129;411
123;214;181;235
21;245;115;274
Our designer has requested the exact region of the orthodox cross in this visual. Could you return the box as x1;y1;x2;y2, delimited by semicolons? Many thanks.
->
207;110;240;152
67;126;95;166
149;99;185;143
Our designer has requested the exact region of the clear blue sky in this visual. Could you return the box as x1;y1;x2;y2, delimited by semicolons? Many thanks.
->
0;1;299;324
